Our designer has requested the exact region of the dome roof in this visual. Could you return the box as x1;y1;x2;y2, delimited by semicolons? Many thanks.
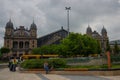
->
101;26;107;34
6;19;14;29
30;22;37;29
86;25;92;33
13;30;30;37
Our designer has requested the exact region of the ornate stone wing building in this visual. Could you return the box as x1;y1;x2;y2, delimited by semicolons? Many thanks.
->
4;20;37;57
37;27;68;47
86;25;109;54
4;20;68;57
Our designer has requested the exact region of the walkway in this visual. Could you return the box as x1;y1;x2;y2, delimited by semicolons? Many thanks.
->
0;68;41;80
0;68;120;80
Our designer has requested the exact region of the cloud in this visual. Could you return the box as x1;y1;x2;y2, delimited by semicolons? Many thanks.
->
0;0;120;47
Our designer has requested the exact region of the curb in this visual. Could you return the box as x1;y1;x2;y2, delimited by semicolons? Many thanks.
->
18;67;120;76
19;68;120;71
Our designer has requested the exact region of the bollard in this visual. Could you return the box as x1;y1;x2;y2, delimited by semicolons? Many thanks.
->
106;51;111;69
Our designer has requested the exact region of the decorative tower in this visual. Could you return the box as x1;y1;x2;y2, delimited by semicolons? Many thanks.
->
29;21;37;49
86;25;92;36
101;26;108;53
4;19;14;52
101;26;107;38
5;19;14;36
30;21;37;37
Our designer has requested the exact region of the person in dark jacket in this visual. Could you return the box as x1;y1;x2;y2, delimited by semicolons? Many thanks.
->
44;61;49;74
8;59;13;71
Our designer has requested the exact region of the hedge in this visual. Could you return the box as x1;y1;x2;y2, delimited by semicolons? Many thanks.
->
20;58;67;69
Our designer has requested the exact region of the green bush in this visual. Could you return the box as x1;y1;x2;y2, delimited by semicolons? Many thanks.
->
49;58;67;68
20;58;67;69
20;59;44;69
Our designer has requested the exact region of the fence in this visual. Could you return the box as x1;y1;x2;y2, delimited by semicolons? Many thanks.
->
65;57;107;66
111;55;120;64
65;55;120;66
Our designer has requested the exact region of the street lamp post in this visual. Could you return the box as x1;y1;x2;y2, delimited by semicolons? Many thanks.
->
65;7;71;35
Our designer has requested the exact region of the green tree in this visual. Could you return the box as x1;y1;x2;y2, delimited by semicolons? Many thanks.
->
114;41;120;55
49;44;64;55
81;35;100;56
0;49;2;57
60;33;100;57
81;34;99;56
97;40;102;54
32;45;60;55
0;47;10;54
106;40;111;52
39;45;56;54
61;33;83;57
31;47;41;54
0;47;10;58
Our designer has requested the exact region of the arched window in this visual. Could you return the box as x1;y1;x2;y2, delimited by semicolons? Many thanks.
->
19;41;23;48
13;41;18;48
25;41;29;48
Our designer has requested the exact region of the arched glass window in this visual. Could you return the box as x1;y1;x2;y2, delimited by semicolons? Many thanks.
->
19;41;23;48
13;41;18;48
25;41;29;48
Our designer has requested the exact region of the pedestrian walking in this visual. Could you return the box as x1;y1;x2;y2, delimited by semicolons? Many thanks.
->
44;61;49;74
8;59;13;71
11;57;17;72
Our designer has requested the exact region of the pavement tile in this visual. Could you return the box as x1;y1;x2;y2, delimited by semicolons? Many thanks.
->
43;74;71;80
100;76;120;80
0;68;120;80
0;68;41;80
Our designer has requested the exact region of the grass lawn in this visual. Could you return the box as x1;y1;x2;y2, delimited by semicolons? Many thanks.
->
112;64;120;68
67;64;120;69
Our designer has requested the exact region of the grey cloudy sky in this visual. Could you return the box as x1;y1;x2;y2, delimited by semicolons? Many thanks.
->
0;0;120;47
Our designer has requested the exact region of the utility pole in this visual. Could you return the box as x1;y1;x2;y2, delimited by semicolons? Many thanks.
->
65;7;71;35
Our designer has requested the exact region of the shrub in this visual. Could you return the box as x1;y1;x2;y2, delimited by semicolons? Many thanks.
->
49;58;67;68
20;59;44;69
20;58;67;69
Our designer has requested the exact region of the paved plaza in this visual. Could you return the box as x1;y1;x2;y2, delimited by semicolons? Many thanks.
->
0;67;120;80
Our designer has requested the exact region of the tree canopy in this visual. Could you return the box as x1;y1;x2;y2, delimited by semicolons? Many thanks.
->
0;47;10;54
60;33;101;57
113;41;120;55
0;47;10;58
